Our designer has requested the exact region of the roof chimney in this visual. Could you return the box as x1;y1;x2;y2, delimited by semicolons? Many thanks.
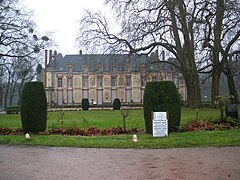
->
45;49;48;68
162;50;165;61
53;50;57;67
49;50;52;62
79;50;82;55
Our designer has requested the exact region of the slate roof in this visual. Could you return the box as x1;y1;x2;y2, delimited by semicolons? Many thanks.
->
48;53;176;73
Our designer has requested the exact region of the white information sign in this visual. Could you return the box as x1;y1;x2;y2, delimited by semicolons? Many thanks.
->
152;112;168;137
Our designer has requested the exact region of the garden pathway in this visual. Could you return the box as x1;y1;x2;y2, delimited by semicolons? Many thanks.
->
0;145;240;180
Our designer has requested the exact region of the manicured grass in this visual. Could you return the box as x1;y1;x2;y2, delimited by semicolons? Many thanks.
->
1;130;240;148
0;113;22;129
0;108;224;130
1;107;239;148
0;109;146;130
180;108;220;125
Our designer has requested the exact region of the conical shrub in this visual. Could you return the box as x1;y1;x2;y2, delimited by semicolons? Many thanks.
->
82;98;89;111
113;98;121;110
20;82;47;133
143;81;181;134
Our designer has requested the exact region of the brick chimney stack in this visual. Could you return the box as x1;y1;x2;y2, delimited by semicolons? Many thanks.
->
162;50;165;61
45;49;48;68
49;50;52;62
53;50;57;67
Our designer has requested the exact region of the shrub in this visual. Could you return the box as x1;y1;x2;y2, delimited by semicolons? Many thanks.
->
82;98;89;111
113;98;121;110
143;81;181;134
20;82;47;133
6;105;20;114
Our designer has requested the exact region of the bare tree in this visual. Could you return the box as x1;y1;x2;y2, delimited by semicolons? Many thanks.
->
0;0;53;108
202;0;240;106
0;0;50;59
1;53;42;107
223;51;240;104
77;0;240;108
77;0;208;107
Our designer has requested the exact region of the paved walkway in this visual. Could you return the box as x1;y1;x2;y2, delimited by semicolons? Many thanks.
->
0;145;240;180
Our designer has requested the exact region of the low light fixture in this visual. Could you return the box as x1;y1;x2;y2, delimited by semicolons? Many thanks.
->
132;134;138;142
25;133;31;139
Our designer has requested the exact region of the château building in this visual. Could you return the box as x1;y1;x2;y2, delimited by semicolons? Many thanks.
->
42;50;187;107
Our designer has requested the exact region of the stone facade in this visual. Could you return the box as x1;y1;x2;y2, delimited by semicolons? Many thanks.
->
42;50;187;107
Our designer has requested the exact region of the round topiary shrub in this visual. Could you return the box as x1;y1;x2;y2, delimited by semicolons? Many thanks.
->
20;82;47;133
143;81;181;134
82;98;89;111
113;98;121;110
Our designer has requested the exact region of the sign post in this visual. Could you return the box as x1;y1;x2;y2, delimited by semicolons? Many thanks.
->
152;112;168;137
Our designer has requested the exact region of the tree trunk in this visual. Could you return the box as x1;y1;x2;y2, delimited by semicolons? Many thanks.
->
166;1;202;108
0;85;3;108
183;70;201;108
224;61;239;104
226;75;239;104
211;63;221;107
211;0;224;107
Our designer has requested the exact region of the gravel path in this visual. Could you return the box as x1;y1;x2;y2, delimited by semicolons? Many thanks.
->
0;145;240;180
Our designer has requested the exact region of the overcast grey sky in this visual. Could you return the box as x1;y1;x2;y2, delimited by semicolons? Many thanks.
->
24;0;107;55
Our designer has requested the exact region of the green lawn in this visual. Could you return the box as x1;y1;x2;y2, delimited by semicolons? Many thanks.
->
1;107;239;149
0;108;222;130
0;109;146;130
1;130;240;148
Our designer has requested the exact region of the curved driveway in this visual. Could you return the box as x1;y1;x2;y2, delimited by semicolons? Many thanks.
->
0;145;240;180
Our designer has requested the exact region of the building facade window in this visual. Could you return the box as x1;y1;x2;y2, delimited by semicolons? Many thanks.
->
126;76;131;87
82;76;88;88
68;77;73;88
58;77;62;88
152;76;157;82
141;76;147;87
173;74;179;87
98;76;103;87
111;77;117;87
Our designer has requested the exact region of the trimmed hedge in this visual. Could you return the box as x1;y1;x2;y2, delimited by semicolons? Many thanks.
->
6;105;20;114
143;81;181;134
82;98;89;111
20;82;47;133
113;98;121;110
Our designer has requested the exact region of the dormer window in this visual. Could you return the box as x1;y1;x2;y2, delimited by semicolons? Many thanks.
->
141;65;146;73
68;65;73;74
82;65;88;73
111;65;116;73
96;64;103;72
125;65;131;73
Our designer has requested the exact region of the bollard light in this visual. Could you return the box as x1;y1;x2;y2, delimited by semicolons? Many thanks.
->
132;134;138;142
25;133;31;139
